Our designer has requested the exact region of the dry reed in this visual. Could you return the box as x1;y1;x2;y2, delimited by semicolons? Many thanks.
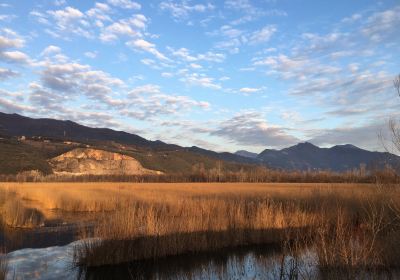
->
1;182;399;276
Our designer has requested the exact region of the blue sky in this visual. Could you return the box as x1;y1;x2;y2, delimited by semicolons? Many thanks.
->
0;0;399;153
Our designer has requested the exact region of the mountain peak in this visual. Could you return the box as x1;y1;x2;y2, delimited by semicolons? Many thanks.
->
288;142;319;150
332;144;360;150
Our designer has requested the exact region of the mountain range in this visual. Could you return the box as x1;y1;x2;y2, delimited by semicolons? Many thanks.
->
0;112;399;174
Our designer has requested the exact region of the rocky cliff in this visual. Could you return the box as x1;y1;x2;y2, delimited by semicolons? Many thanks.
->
49;148;161;175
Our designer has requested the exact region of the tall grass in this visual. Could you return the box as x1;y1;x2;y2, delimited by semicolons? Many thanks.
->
2;182;399;277
2;199;45;228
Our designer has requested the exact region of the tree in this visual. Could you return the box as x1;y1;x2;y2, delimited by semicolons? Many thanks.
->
391;74;400;152
394;74;400;97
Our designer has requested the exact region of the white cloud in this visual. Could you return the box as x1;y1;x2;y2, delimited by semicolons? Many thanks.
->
84;51;98;58
161;72;173;78
159;1;215;21
100;15;147;41
127;39;169;61
0;14;16;22
47;6;93;38
54;0;66;6
41;45;61;56
107;0;141;10
211;111;299;148
0;67;18;80
86;2;112;24
0;51;30;64
0;31;30;64
248;25;276;45
169;47;225;63
239;87;262;93
129;84;161;96
0;35;24;49
190;63;202;69
361;6;400;42
308;122;386;151
123;84;210;120
180;72;221;90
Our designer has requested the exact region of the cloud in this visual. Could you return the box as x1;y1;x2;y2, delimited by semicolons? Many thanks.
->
0;14;16;22
54;0;66;6
254;54;340;81
180;72;221;90
32;59;124;108
41;45;61;56
129;84;161;95
126;39;169;61
107;0;141;10
86;2;112;24
361;6;400;42
248;25;276;45
159;1;215;21
0;89;32;113
84;51;98;58
0;31;30;64
0;67;18;80
0;97;34;114
190;63;202;69
47;6;93;38
225;0;275;25
211;111;299;148
0;35;24;49
308;121;387;151
123;84;210;120
0;51;30;64
239;87;262;93
211;24;276;52
100;15;147;42
169;47;226;63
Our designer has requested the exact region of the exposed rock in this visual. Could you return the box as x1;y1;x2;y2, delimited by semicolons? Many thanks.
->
49;148;161;175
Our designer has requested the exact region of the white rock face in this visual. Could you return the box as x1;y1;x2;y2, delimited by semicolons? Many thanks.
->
49;148;161;175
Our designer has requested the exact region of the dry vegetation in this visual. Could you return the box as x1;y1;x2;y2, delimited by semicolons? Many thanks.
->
0;250;7;280
1;182;400;279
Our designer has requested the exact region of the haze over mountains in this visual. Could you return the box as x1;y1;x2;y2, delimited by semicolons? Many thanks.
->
0;112;399;173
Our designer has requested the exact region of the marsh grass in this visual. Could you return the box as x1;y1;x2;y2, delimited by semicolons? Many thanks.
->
2;199;45;228
1;182;400;277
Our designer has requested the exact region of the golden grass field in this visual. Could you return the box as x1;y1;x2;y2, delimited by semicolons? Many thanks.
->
1;182;400;279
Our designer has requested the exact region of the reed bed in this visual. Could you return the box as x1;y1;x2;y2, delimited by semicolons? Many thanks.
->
1;182;399;278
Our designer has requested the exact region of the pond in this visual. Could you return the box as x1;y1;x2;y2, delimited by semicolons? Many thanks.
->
4;240;318;280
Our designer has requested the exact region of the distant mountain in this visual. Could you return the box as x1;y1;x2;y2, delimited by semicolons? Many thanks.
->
0;112;399;173
257;142;400;172
0;112;178;151
188;146;259;165
235;150;258;159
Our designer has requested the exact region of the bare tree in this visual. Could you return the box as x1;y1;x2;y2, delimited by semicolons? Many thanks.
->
392;74;400;152
394;74;400;97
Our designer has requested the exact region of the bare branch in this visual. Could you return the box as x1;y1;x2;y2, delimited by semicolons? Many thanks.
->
394;74;400;97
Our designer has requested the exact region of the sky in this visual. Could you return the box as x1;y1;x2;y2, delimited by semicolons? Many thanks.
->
0;0;399;153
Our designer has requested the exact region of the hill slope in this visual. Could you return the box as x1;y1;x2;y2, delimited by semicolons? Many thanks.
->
0;112;176;150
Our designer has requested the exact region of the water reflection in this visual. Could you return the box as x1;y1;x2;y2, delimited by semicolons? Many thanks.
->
78;244;318;280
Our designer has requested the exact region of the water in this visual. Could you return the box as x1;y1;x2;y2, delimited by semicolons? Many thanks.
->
3;240;318;280
78;244;318;280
